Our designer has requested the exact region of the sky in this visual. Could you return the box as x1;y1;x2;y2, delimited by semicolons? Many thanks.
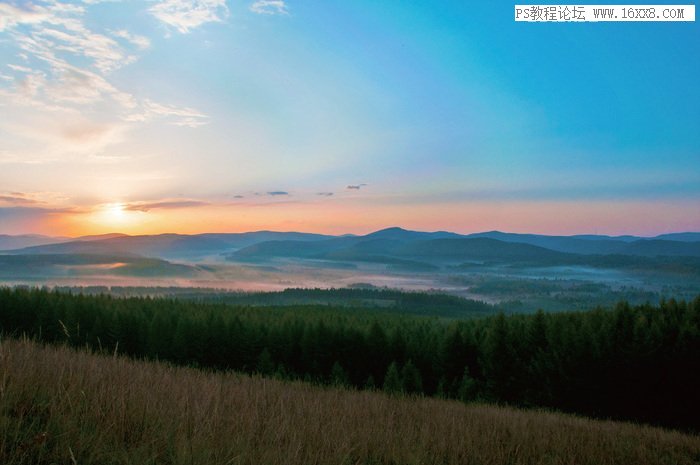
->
0;0;698;237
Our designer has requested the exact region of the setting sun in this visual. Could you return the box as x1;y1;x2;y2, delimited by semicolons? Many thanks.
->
91;203;140;230
105;203;126;221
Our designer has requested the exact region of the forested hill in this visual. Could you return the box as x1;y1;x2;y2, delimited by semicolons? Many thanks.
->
0;287;698;431
51;286;498;318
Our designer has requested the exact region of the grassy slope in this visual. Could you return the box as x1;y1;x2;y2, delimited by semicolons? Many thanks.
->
1;339;699;465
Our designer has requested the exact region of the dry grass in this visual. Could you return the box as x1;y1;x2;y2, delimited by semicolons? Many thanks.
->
1;338;698;465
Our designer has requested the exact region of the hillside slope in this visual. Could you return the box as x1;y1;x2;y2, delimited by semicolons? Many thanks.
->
1;339;699;465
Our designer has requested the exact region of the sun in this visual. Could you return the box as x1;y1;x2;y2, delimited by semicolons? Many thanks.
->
92;203;139;231
105;203;126;222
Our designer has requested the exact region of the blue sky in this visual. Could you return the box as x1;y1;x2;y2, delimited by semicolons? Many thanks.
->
0;0;698;235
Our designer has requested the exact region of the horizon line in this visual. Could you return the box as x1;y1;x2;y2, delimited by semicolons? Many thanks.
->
3;226;699;241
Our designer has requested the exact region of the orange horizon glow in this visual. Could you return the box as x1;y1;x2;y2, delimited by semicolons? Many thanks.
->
13;198;699;238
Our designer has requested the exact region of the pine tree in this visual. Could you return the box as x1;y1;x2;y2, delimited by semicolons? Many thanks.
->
383;361;402;394
257;348;275;375
401;359;423;394
483;313;516;403
331;361;350;387
440;324;466;386
435;377;448;399
457;366;477;402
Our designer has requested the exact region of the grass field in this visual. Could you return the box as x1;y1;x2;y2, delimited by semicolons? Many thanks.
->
1;338;699;465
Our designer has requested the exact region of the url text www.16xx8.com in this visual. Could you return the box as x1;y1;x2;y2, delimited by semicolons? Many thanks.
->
514;5;696;22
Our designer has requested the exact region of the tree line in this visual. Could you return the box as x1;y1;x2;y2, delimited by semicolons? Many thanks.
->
50;286;498;318
0;287;698;430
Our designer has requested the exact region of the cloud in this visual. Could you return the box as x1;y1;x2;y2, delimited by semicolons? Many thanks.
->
346;184;367;190
3;2;134;74
150;0;229;34
233;195;245;199
0;3;51;31
123;200;210;212
0;206;69;221
0;195;39;206
7;64;33;73
125;99;209;127
316;192;334;197
0;0;209;157
249;0;289;15
267;191;289;196
59;121;126;147
2;112;129;157
110;29;151;50
0;191;72;208
35;21;131;74
2;57;133;109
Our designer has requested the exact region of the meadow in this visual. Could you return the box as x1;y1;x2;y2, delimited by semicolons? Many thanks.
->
2;337;700;465
1;287;699;430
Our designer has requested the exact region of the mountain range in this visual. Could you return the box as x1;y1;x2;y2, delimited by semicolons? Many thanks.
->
2;228;699;263
0;227;697;278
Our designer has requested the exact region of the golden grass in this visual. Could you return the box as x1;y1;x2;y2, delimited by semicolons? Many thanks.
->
1;338;698;465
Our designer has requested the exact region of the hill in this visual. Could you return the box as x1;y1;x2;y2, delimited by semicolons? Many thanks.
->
2;288;698;429
3;228;700;263
396;237;571;262
2;338;698;465
0;254;202;278
465;231;700;256
3;231;333;260
655;232;700;242
0;234;67;250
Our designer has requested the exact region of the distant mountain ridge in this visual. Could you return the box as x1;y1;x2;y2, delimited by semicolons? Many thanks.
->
0;234;69;251
463;231;700;256
2;231;333;260
2;228;699;267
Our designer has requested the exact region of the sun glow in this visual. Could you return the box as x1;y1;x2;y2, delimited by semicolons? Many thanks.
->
91;203;141;231
105;203;126;221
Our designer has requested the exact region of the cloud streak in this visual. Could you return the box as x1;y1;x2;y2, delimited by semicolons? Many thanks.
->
123;200;210;212
0;195;39;206
111;29;151;50
0;0;210;159
249;1;289;15
0;3;51;32
150;0;229;33
0;206;72;221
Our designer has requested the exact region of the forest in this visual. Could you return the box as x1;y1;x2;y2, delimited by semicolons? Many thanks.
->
0;287;698;431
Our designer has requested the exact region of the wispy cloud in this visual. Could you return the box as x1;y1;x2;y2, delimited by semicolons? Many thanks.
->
7;64;33;73
0;0;209;158
3;2;134;74
125;99;209;128
249;0;289;15
0;191;71;207
346;184;367;190
110;29;151;50
0;3;51;31
0;195;39;206
150;0;229;34
123;199;210;212
316;192;334;197
0;206;70;221
1;112;129;158
267;191;289;196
